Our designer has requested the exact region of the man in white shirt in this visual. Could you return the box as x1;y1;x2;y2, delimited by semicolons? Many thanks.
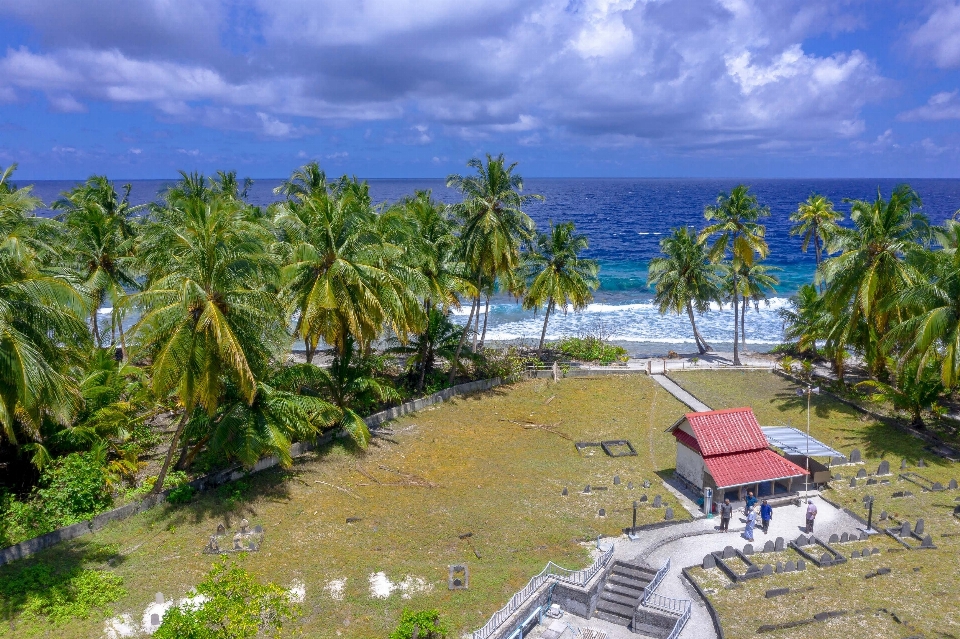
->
805;500;818;533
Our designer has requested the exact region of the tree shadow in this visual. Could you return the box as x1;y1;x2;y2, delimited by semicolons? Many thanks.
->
0;539;126;623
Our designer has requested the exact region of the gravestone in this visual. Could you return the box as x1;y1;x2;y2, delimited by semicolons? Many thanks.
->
151;613;161;626
217;523;226;534
900;521;911;537
743;544;754;555
850;478;858;488
233;532;242;550
746;565;761;576
763;540;774;553
155;593;164;605
832;474;842;481
873;548;881;555
856;469;867;479
859;531;869;541
627;481;634;490
879;511;887;521
448;564;469;589
820;553;833;566
205;535;220;554
785;561;796;572
866;478;877;485
239;518;249;534
915;519;925;535
829;533;839;544
798;559;806;570
776;561;784;573
643;480;651;489
796;534;809;546
904;491;914;497
949;479;958;490
653;495;662;508
613;475;621;485
878;460;890;475
703;554;717;569
639;494;648;503
933;482;944;491
664;507;674;520
249;540;257;551
775;537;785;551
598;508;606;517
831;456;845;466
850;449;862;463
918;458;926;467
253;525;263;534
851;550;860;558
766;587;789;597
841;532;850;542
583;485;591;494
892;491;904;498
722;546;736;559
761;564;773;576
901;459;908;470
562;487;568;496
922;535;934;548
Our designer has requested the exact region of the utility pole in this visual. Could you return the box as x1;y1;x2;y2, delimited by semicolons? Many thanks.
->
796;385;820;494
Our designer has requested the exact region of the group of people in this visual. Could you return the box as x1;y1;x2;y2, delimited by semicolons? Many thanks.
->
717;492;818;542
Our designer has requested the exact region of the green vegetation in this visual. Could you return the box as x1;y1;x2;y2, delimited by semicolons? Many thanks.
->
556;336;629;364
0;376;688;638
389;609;448;639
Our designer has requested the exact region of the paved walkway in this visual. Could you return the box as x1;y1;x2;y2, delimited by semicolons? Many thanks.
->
649;374;711;412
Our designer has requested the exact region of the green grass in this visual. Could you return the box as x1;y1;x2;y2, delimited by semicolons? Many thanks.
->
0;375;688;639
671;370;960;639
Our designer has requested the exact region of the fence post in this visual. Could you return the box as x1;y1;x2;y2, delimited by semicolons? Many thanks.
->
552;361;559;382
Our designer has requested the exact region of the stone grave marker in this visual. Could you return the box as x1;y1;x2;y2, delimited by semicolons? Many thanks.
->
949;479;958;490
239;518;249;534
763;540;774;553
918;459;926;467
151;613;161;626
880;510;887;521
746;565;761;576
761;564;773;576
797;559;806;570
613;475;621;485
901;459;908;470
850;477;858;488
915;519;924;535
664;507;674;520
775;561;783;573
249;540;257;551
155;593;164;605
878;460;890;475
796;534;809;546
643;480;651;488
703;554;717;569
904;490;914;497
922;535;934;548
627;481;634;490
216;523;225;535
722;546;736;559
820;553;833;566
562;487;568;496
850;449;862;463
775;537;785;551
831;456;844;466
639;494;648;502
233;532;242;550
743;543;754;555
900;521;911;537
598;508;606;517
253;525;263;534
892;491;904;498
832;473;842;481
856;468;867;479
851;550;860;558
785;561;796;572
859;531;869;541
829;533;839;544
842;532;850;542
448;564;469;589
766;587;789;597
653;495;662;508
933;482;944;491
867;478;877;485
872;548;881;555
583;485;591;494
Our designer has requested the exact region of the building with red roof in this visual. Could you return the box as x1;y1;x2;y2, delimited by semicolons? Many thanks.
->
668;407;808;502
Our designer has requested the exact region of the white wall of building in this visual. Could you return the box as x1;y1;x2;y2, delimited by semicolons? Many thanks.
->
675;443;706;490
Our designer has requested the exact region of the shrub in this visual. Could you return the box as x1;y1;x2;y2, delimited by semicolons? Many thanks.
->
217;479;252;510
34;453;113;526
475;347;538;382
0;563;125;624
389;609;448;639
167;484;196;505
556;336;628;365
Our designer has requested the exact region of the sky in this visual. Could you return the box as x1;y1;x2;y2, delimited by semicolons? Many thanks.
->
1;0;960;179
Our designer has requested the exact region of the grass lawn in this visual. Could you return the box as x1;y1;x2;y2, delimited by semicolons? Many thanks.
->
0;375;688;639
671;370;960;639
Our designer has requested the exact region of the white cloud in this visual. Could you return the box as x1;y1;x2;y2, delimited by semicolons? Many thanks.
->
899;90;960;121
47;93;85;112
909;1;960;68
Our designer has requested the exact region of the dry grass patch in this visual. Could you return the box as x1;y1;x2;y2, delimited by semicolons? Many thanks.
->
0;375;689;639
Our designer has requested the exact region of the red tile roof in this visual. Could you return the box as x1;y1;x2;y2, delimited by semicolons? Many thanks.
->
673;429;701;454
704;448;808;488
677;408;768;456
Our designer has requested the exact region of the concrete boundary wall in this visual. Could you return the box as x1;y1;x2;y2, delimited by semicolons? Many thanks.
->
0;377;503;567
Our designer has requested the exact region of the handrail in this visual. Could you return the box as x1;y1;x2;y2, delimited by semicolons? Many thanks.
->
634;557;692;639
472;544;614;639
641;557;670;605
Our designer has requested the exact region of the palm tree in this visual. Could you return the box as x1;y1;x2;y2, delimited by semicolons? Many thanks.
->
779;284;829;355
521;221;599;356
53;176;142;352
130;193;285;493
857;358;943;429
648;227;723;354
274;175;426;362
735;261;780;350
0;165;89;466
446;154;542;382
789;194;841;269
820;185;928;379
273;162;327;201
390;308;480;392
700;185;770;365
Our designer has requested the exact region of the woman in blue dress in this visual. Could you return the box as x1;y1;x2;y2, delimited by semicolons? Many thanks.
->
744;507;757;542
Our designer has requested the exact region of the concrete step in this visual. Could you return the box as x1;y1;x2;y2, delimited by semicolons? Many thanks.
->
595;598;635;620
594;608;632;627
633;622;666;638
603;581;645;599
597;591;637;607
606;573;650;590
611;564;655;580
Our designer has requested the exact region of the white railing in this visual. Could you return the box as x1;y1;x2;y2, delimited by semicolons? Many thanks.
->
641;557;671;605
472;544;615;639
634;558;692;639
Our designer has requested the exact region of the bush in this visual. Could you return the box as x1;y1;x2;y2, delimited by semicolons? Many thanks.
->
389;609;448;639
217;479;252;510
475;347;538;382
167;484;196;504
0;563;125;624
556;336;628;365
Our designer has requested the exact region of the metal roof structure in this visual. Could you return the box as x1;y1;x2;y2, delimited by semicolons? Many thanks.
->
761;426;844;459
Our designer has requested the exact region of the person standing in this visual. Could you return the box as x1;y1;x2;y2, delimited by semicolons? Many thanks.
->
805;499;818;534
719;499;733;532
744;507;757;542
744;491;758;515
760;500;772;533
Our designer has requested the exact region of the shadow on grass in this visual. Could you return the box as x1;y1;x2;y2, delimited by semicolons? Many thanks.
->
0;540;124;622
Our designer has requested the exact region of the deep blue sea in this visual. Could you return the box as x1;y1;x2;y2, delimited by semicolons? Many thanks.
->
27;178;960;355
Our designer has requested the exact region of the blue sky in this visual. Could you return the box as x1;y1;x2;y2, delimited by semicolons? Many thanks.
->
1;0;960;179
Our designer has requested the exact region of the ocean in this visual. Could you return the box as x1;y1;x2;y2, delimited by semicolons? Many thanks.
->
26;178;960;356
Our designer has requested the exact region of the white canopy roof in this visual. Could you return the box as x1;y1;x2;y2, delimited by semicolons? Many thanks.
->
761;426;844;459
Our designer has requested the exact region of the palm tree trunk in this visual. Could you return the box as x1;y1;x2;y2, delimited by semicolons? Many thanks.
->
177;433;211;470
471;297;481;353
686;301;709;354
814;231;824;293
538;299;554;356
448;296;478;386
153;412;188;494
741;298;747;351
305;337;314;364
91;307;102;348
732;270;741;366
417;300;431;392
479;296;490;350
118;315;128;362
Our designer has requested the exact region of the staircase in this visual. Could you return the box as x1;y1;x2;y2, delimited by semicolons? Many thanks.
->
593;560;656;627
